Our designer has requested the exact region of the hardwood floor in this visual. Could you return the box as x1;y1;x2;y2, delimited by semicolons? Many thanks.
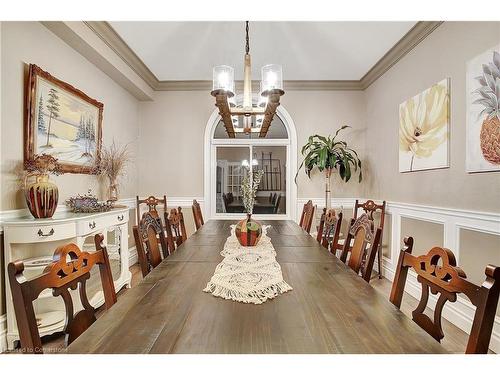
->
5;263;487;354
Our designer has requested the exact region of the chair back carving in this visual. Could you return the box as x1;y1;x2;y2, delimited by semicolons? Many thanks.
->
389;237;500;354
7;236;117;353
339;213;382;282
192;199;204;231
165;207;188;253
133;211;169;277
354;199;386;224
299;200;315;233
316;208;343;253
136;195;167;225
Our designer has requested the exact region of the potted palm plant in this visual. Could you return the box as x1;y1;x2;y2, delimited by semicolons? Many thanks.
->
296;126;362;209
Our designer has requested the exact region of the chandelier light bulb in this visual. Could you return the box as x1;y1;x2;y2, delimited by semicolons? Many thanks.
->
213;65;234;93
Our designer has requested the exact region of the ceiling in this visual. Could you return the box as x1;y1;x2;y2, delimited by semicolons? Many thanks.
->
109;21;417;81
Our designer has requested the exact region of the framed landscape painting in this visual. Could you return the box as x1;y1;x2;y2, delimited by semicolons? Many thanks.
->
466;45;500;173
399;78;450;172
25;64;103;174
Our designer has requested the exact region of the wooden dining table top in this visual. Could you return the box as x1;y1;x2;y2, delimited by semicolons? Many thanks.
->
67;220;448;354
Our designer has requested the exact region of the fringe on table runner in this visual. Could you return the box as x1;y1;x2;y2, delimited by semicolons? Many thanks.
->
203;280;293;305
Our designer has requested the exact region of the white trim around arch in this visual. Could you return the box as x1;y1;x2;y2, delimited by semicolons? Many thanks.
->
204;105;298;221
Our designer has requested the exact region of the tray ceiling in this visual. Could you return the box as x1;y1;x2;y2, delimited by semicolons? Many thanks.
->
109;21;417;81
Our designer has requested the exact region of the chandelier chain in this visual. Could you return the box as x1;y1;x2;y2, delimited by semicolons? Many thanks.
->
245;21;250;54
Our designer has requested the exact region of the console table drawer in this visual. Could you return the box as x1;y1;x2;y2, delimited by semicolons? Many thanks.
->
76;211;128;236
6;223;76;243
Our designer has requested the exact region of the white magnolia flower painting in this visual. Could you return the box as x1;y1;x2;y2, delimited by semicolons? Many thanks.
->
466;45;500;173
399;78;450;172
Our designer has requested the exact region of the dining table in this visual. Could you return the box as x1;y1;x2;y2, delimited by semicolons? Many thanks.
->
67;219;448;354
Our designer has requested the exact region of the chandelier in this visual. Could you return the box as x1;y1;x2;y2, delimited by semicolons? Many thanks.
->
211;21;285;138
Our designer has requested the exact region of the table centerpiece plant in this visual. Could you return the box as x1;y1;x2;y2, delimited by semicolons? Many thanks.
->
296;126;362;209
235;167;265;247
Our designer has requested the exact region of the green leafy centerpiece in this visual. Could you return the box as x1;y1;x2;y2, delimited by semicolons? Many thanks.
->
235;167;264;247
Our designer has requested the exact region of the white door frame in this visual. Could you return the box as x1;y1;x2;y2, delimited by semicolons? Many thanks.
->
204;105;298;221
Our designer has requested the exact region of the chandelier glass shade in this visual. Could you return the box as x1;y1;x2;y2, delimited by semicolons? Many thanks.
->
211;22;284;138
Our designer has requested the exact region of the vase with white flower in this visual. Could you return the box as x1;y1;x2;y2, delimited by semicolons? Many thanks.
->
235;167;265;247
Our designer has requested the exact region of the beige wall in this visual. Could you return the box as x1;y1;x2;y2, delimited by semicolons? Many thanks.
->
138;90;367;199
0;22;140;211
365;22;500;212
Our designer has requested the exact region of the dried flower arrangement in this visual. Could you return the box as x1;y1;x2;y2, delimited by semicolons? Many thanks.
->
92;141;132;201
25;154;63;176
240;167;264;214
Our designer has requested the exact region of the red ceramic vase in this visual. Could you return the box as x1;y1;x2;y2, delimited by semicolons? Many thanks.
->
25;174;59;218
235;214;262;247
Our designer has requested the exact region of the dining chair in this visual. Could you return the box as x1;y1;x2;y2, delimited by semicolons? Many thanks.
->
192;199;204;231
273;194;282;214
316;208;343;254
165;207;188;253
133;211;169;277
339;213;382;282
389;237;500;354
8;234;117;354
336;199;386;278
136;195;167;225
299;200;315;233
355;199;386;278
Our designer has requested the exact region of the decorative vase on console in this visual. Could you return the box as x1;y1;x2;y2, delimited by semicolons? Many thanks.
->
235;167;264;247
23;154;62;219
92;141;131;203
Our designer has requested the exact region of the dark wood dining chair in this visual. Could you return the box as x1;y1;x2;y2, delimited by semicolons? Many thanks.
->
299;200;315;233
354;199;386;278
273;194;281;214
136;195;167;225
316;208;343;254
165;207;188;253
7;235;117;354
192;199;204;231
133;211;169;277
389;237;500;354
339;213;382;282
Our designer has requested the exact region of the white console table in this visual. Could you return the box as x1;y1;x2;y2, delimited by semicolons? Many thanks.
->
2;207;132;350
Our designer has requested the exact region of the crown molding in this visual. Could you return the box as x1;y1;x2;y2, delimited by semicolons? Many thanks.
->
156;79;363;91
359;21;444;89
84;21;158;89
75;21;443;92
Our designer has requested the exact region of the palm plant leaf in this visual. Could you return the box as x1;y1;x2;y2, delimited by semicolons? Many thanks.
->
295;126;362;184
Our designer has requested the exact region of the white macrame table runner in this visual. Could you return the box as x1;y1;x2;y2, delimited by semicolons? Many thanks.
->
203;225;293;304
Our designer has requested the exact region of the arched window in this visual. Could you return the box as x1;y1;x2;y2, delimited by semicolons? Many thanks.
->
204;102;297;220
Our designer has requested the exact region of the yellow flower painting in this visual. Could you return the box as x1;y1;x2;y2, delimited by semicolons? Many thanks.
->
399;78;450;172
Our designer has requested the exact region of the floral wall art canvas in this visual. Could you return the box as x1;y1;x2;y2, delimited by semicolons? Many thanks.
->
399;78;450;173
466;46;500;173
25;64;103;174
